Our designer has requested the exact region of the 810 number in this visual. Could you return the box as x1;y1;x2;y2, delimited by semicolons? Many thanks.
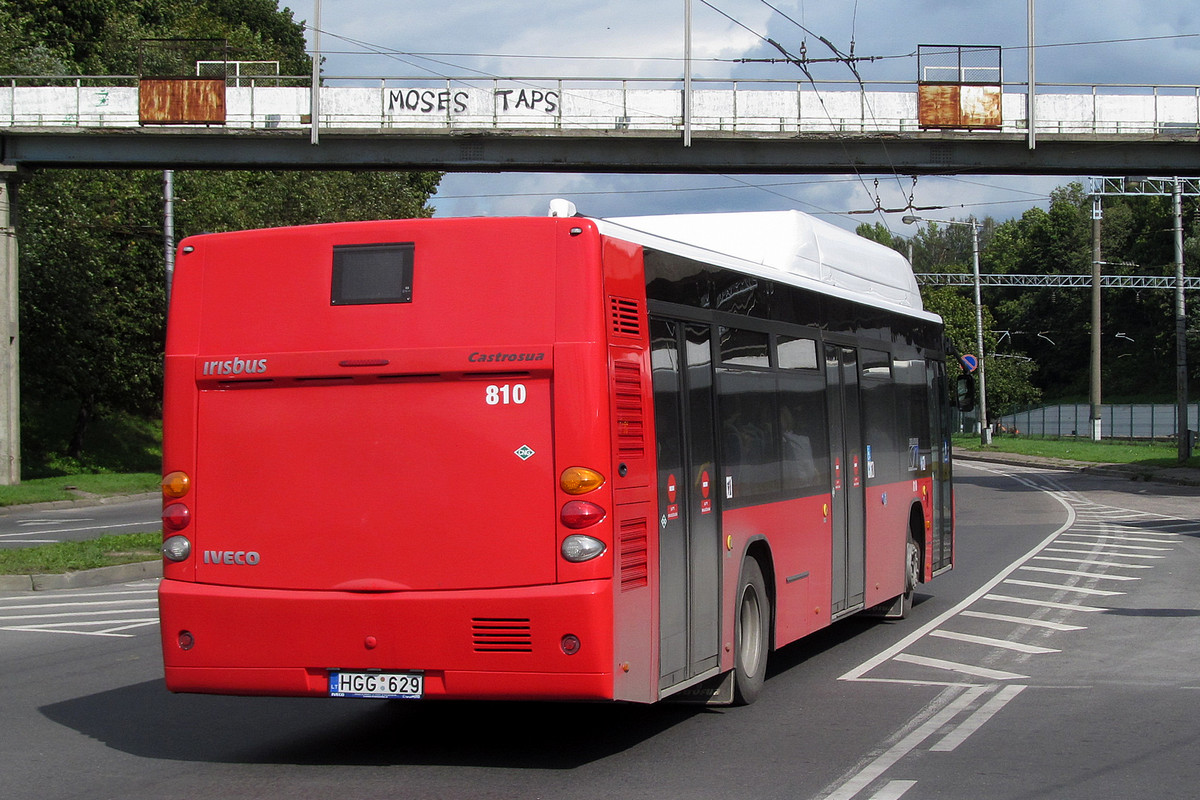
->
485;384;527;405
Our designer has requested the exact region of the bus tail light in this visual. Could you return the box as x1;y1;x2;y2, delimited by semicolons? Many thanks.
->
162;535;192;562
560;634;582;655
562;534;606;562
561;500;605;529
162;503;191;532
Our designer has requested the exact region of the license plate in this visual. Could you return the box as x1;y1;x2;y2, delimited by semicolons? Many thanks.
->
328;670;424;699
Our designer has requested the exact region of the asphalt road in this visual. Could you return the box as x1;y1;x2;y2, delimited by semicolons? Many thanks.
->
1;461;1197;800
0;494;160;548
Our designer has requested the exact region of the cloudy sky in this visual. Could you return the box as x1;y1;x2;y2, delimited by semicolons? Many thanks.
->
300;1;1199;232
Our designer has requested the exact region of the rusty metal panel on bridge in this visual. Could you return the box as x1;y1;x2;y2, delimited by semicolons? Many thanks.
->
918;84;1001;129
139;78;226;125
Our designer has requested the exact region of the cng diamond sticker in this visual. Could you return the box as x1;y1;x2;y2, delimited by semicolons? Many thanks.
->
514;445;535;461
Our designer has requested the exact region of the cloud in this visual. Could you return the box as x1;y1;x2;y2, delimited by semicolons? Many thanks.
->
316;0;1199;226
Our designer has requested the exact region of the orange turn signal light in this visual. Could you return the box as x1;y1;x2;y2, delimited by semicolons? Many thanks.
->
560;467;605;495
162;471;191;499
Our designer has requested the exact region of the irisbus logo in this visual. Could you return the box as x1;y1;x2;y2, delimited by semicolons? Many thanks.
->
202;357;268;376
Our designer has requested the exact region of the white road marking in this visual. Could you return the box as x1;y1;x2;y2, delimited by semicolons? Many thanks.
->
0;607;154;622
892;654;1028;681
1058;532;1177;544
838;487;1077;682
930;684;1028;752
1042;547;1163;559
0;597;158;612
929;629;1059;654
1003;579;1124;597
959;610;1086;631
1051;540;1172;552
1018;565;1138;581
820;685;989;800
0;585;158;638
0;521;155;538
1032;556;1152;568
866;781;918;800
0;588;156;603
983;594;1106;612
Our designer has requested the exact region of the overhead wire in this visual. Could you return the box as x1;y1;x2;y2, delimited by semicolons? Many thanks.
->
723;0;915;224
311;11;1084;222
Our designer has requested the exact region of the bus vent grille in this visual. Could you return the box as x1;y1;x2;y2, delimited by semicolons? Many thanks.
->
471;618;533;652
612;361;645;459
609;296;642;338
619;516;649;591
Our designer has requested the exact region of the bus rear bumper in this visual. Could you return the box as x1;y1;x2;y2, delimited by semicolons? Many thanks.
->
159;578;615;701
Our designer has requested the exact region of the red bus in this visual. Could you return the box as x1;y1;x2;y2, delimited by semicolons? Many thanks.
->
158;205;960;705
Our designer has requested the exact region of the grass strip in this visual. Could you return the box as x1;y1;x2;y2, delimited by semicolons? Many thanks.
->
0;473;160;507
0;532;161;575
952;434;1200;467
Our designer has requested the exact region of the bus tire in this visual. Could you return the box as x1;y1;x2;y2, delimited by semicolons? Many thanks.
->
733;557;770;705
901;537;921;619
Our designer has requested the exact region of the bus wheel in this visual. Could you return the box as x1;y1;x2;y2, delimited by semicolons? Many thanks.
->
733;557;770;705
901;538;921;618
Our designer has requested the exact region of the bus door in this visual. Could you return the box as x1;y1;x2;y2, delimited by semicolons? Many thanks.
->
650;318;721;692
927;358;954;573
826;344;866;617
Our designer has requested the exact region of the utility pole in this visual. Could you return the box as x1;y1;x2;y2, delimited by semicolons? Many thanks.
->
0;167;19;484
1173;179;1189;460
1027;0;1036;150
683;0;692;147
1090;194;1102;441
310;0;321;146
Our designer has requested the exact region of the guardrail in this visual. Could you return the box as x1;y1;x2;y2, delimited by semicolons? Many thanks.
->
3;75;1200;136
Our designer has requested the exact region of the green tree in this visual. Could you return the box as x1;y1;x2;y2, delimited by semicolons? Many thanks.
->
176;170;440;234
10;1;442;472
19;171;166;460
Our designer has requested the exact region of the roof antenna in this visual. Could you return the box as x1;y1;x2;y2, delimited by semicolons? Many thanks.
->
548;198;579;217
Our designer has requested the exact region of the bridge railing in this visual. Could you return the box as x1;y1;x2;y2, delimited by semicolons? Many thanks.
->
3;75;1200;136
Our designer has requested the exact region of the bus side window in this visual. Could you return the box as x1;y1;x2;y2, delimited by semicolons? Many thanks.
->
719;370;781;503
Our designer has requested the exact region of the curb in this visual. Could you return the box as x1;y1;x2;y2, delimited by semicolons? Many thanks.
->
0;491;158;516
0;559;161;592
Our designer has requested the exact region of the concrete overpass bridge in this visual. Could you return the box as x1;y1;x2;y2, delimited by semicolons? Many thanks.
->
3;75;1200;173
2;73;1200;483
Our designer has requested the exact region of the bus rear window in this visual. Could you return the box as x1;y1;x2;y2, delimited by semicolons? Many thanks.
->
331;242;414;305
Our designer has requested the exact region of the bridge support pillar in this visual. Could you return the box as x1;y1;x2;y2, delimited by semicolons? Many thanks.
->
0;167;20;484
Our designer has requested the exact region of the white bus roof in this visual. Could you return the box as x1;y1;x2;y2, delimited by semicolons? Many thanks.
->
594;209;934;321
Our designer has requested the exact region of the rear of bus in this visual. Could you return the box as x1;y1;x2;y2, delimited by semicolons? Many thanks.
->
158;216;637;701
